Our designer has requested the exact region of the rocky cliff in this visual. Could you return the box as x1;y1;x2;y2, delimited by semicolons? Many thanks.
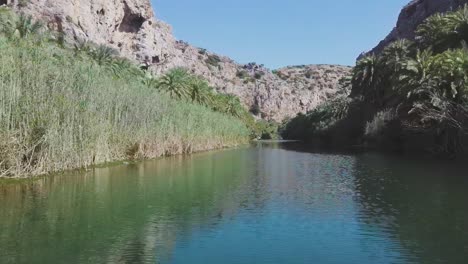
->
3;0;350;122
363;0;468;56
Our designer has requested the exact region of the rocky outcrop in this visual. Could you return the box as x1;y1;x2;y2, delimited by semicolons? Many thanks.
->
6;0;174;66
363;0;468;57
156;44;351;121
6;0;350;121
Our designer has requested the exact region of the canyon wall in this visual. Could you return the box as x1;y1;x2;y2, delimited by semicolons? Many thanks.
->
363;0;468;57
3;0;350;122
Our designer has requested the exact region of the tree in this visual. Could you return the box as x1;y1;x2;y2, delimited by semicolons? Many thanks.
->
188;77;214;106
416;5;468;52
89;45;118;66
351;54;383;104
155;68;191;100
0;13;43;39
380;39;413;74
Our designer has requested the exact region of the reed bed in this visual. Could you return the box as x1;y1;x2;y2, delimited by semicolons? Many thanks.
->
0;38;249;178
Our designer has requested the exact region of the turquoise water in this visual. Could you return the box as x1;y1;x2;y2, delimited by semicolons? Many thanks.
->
1;142;468;263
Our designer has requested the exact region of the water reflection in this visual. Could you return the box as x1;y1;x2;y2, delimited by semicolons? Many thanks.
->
1;143;468;263
352;153;468;264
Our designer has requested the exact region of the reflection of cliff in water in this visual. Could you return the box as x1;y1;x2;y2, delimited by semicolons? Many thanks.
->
352;154;468;264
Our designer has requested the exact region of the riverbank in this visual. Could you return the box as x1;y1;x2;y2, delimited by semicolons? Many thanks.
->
2;142;468;263
281;5;468;158
0;16;250;178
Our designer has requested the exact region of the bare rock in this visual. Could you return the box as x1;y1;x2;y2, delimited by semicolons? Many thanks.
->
9;0;351;121
361;0;468;58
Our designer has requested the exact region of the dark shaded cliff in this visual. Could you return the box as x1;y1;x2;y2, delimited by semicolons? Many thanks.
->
362;0;468;57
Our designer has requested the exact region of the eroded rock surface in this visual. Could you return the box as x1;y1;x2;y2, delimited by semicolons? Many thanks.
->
363;0;468;57
8;0;350;121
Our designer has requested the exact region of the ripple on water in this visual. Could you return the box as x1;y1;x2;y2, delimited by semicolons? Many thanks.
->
1;143;468;263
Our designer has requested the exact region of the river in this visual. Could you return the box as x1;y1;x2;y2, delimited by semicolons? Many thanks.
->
1;142;468;263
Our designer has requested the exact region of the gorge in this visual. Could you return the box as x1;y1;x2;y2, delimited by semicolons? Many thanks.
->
3;0;351;122
2;1;468;263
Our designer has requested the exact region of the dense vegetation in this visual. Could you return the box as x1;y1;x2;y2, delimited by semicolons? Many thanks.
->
0;9;252;178
282;5;468;156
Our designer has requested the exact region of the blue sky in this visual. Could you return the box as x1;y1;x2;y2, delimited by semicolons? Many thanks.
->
152;0;409;69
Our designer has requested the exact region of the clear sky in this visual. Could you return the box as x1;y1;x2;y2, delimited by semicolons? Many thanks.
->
152;0;410;69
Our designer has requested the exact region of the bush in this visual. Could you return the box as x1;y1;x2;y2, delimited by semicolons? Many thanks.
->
254;71;264;80
205;54;221;67
236;70;249;79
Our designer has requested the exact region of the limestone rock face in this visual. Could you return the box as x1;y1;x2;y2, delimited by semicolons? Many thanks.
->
9;0;350;121
9;0;175;66
363;0;468;57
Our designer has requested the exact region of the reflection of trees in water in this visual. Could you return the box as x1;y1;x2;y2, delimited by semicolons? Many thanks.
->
255;141;359;213
353;154;468;264
0;149;256;263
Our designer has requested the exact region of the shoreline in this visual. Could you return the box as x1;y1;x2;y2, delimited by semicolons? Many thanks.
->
0;141;249;181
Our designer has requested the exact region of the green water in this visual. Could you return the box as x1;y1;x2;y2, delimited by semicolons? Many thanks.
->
1;142;468;264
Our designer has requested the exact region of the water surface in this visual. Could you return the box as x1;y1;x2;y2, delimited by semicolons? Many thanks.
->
1;142;468;263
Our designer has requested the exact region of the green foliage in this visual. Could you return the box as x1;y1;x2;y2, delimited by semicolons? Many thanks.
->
153;68;192;100
205;54;221;67
281;96;350;140
254;120;280;140
148;68;259;135
416;4;468;51
236;70;249;79
254;71;264;79
0;12;43;40
17;0;29;8
0;35;249;178
283;5;468;155
88;44;118;65
198;48;207;55
352;54;379;95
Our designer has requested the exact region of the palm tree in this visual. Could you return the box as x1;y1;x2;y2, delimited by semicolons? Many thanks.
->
381;39;413;72
0;13;43;39
188;77;214;106
211;94;245;118
430;48;468;102
446;4;468;47
155;68;191;100
416;5;468;51
108;57;144;79
223;95;245;118
16;15;42;38
89;45;118;66
351;54;382;103
416;13;450;50
399;49;435;98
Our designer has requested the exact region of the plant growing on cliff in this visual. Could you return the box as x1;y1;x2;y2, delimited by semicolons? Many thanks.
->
416;4;468;51
154;68;192;100
0;12;43;40
89;44;119;66
205;54;221;68
351;54;382;103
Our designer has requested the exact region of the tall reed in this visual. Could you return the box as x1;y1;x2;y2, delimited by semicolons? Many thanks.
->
0;38;249;178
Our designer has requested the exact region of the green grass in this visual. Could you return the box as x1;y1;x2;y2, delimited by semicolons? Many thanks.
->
0;38;249;178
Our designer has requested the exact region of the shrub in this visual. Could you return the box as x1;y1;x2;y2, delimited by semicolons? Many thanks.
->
205;54;221;67
236;70;249;79
254;72;264;80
